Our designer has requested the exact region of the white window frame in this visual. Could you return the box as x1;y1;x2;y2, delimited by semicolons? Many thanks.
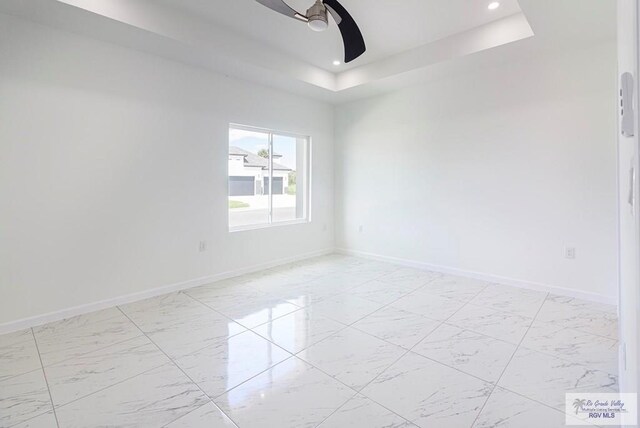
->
228;123;311;232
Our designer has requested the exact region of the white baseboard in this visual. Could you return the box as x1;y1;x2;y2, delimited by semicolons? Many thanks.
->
0;248;333;335
336;247;616;306
1;246;615;335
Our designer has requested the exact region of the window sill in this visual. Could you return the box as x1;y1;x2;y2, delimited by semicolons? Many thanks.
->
229;219;310;233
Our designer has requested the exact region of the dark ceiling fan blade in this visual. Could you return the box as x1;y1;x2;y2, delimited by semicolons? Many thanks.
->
255;0;308;22
323;0;366;63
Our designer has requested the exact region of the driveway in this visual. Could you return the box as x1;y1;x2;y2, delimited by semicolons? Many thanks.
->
230;194;297;210
229;195;299;228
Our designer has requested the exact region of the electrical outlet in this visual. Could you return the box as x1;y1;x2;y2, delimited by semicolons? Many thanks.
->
358;225;364;233
199;241;207;252
564;246;576;259
322;223;327;232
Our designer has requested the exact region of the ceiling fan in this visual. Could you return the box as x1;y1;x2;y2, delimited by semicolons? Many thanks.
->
255;0;366;63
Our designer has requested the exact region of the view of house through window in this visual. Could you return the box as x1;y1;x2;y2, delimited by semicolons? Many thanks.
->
228;125;309;230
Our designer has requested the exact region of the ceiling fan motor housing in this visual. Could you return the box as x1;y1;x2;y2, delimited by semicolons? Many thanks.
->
254;0;366;62
306;0;328;31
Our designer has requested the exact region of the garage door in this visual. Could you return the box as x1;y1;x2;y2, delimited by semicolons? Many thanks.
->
229;176;255;196
264;177;284;195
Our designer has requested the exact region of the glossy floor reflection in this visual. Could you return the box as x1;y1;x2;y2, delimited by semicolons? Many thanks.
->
0;254;619;427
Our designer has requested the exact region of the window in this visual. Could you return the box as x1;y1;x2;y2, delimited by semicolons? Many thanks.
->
228;125;310;231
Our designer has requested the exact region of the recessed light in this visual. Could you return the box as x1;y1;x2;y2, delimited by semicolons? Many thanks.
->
333;60;341;66
488;2;500;10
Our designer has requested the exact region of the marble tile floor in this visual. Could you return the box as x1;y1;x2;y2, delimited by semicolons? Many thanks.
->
0;254;619;427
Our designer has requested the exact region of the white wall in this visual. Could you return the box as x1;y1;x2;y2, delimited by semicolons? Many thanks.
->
335;42;618;300
0;14;334;326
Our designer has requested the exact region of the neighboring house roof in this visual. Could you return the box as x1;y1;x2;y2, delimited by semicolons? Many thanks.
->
229;146;292;171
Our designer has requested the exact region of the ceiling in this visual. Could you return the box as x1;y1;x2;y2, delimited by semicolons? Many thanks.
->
0;0;616;104
155;0;523;72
